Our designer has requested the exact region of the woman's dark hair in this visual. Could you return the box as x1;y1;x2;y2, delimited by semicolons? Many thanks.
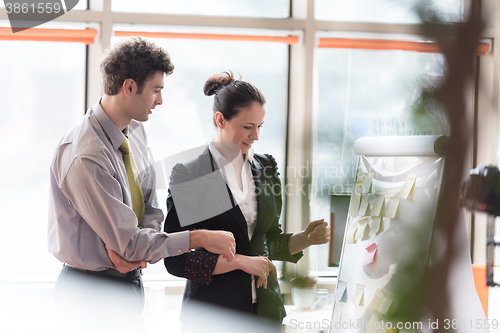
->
203;71;266;126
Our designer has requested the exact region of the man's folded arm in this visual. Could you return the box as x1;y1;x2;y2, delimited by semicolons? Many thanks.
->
61;156;190;263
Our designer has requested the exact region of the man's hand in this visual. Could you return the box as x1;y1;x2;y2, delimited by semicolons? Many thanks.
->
190;230;236;262
105;245;147;274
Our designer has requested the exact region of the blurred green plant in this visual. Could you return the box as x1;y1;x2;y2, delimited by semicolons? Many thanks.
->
289;276;318;289
385;1;484;332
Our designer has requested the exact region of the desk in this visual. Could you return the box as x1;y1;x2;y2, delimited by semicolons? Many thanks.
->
283;305;333;333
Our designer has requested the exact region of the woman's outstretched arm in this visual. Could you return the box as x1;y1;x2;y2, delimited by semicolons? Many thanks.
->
288;219;331;255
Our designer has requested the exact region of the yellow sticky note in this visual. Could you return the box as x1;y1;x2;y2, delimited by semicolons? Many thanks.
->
348;183;362;217
356;172;367;182
355;220;369;241
362;172;373;194
357;216;371;224
385;197;400;219
366;326;376;333
353;181;363;196
367;313;381;333
334;280;348;303
352;283;365;306
399;172;417;199
355;222;366;241
346;223;357;244
382;217;391;232
358;195;370;216
370;195;385;216
379;291;394;315
332;302;343;323
369;216;381;236
369;288;385;311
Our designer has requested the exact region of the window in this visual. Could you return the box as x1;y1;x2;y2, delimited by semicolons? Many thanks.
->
71;1;89;10
310;46;447;275
0;39;86;281
112;0;290;18
315;0;464;23
0;0;494;301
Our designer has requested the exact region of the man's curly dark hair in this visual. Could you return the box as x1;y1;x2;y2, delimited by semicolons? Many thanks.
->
100;36;174;95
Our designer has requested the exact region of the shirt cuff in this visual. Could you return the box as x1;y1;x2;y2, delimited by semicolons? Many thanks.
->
269;233;304;263
184;251;219;285
167;230;190;256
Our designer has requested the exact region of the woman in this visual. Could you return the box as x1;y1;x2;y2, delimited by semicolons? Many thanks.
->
163;71;330;325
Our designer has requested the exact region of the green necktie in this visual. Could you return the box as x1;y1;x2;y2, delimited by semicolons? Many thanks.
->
120;136;145;226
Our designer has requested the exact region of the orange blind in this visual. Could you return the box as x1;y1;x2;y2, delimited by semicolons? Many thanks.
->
0;27;97;44
115;31;299;45
318;38;490;55
472;264;489;317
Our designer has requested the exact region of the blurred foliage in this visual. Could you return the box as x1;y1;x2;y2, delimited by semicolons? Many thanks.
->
385;0;483;332
410;86;449;136
289;276;318;289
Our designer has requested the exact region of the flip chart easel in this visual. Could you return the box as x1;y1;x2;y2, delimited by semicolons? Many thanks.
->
329;135;487;333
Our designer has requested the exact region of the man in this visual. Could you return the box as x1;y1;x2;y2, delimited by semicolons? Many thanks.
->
47;36;235;332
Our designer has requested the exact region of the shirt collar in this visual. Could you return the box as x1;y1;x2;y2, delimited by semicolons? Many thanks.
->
247;147;255;163
93;99;128;151
208;139;226;170
209;138;254;167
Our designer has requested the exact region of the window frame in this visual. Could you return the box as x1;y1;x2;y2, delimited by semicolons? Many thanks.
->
0;0;498;282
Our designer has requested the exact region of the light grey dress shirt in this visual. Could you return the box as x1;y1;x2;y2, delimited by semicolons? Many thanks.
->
48;100;190;271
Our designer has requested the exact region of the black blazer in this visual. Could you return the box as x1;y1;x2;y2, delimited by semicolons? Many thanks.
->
163;147;302;322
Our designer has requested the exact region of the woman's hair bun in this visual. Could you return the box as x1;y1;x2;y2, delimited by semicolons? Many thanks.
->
203;71;236;96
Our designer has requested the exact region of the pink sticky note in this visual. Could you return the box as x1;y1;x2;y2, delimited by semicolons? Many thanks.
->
366;243;377;252
364;243;377;266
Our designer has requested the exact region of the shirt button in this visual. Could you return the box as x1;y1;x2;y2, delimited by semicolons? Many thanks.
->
177;249;182;253
245;201;249;205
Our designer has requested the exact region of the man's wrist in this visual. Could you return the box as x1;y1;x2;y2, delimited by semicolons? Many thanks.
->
189;230;205;249
232;254;243;270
